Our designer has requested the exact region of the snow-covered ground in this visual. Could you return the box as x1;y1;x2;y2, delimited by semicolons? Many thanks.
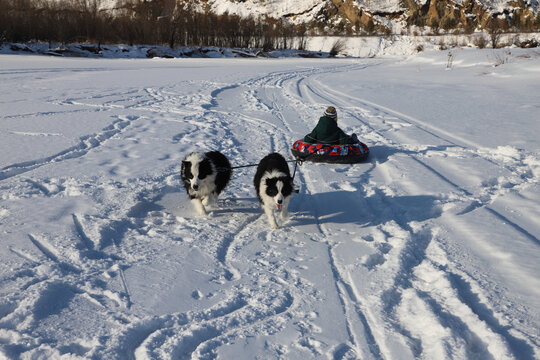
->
0;48;539;359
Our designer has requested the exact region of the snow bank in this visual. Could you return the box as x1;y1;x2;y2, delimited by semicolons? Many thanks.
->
3;33;540;60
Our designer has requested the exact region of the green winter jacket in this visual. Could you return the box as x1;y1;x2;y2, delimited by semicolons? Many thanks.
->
304;116;356;145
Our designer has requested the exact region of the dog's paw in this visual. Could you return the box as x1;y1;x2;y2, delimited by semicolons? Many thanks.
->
203;194;218;207
196;209;208;216
192;199;208;216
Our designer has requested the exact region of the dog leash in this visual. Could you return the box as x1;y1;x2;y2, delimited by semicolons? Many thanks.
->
229;163;258;170
224;159;302;173
218;159;303;193
290;158;302;182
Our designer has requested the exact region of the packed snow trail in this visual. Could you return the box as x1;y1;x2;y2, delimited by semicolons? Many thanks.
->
0;53;539;359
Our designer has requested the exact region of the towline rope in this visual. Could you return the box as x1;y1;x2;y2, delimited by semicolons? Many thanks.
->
217;158;305;191
229;159;301;171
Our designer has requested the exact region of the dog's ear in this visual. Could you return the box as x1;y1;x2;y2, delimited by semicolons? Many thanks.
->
182;160;190;170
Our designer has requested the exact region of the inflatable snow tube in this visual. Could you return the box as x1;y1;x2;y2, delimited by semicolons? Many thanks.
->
290;139;369;164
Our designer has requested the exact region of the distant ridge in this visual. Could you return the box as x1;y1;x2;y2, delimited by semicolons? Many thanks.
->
108;0;540;33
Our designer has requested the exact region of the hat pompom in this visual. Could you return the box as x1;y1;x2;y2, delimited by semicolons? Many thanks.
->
324;106;337;119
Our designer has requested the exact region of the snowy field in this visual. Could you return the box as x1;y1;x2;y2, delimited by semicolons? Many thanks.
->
0;49;539;359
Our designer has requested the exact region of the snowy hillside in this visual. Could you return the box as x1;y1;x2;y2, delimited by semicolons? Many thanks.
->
0;48;539;359
15;0;540;41
207;0;536;17
206;0;540;29
208;0;326;20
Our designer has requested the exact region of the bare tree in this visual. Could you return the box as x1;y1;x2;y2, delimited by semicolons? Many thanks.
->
0;0;306;51
486;17;505;49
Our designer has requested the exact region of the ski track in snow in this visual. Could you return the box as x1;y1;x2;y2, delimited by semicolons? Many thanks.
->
296;66;539;359
301;68;536;356
0;115;138;181
0;58;538;359
192;62;537;358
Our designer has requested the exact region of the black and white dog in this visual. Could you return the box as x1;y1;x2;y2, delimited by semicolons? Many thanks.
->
254;153;294;229
181;151;232;216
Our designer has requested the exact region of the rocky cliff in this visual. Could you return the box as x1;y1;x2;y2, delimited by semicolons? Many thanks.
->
204;0;540;33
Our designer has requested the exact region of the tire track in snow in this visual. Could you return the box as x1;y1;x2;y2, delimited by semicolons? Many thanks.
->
272;63;422;358
444;268;536;358
100;290;293;359
320;77;540;248
183;67;342;356
68;183;172;312
1;79;262;356
173;62;472;358
301;66;535;358
274;62;520;358
282;64;462;357
60;88;147;111
306;71;538;224
313;79;539;243
275;76;386;356
240;63;393;358
410;263;517;359
1;108;94;120
70;172;198;314
301;170;382;360
216;213;260;281
319;82;479;150
170;291;293;359
204;73;309;283
0;115;139;181
305;84;459;356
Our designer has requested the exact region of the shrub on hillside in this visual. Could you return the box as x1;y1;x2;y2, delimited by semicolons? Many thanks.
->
329;39;346;57
474;34;487;49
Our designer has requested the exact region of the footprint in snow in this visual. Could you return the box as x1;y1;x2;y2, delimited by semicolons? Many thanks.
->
192;290;204;299
335;181;357;192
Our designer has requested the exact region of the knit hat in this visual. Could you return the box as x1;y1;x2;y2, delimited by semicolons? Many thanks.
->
324;106;337;120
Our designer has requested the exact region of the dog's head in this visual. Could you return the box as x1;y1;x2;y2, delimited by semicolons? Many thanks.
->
181;153;213;193
263;174;293;210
